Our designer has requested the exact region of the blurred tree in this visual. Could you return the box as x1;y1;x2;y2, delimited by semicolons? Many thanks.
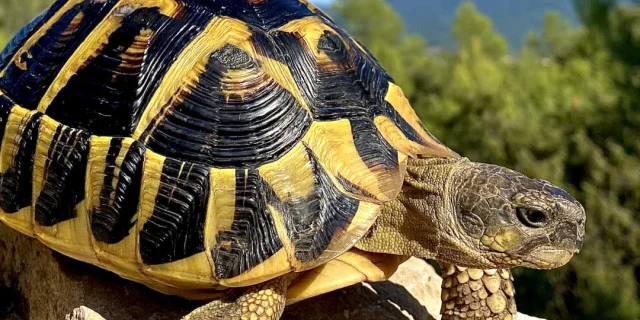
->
452;2;508;58
0;0;52;37
332;0;431;96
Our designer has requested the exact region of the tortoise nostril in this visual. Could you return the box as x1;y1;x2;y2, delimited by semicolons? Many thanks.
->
552;222;583;252
517;207;548;228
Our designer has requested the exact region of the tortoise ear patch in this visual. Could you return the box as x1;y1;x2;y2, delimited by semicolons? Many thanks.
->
33;118;90;227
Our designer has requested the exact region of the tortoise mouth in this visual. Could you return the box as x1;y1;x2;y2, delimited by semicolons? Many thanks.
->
518;247;574;269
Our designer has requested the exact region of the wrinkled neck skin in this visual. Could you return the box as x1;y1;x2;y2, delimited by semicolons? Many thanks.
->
355;157;485;266
355;157;518;320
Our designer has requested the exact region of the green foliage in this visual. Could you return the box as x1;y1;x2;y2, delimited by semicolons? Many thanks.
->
452;2;508;58
0;0;52;38
333;1;640;319
332;0;430;96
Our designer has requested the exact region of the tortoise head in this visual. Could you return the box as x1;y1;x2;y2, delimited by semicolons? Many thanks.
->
356;157;585;270
448;160;586;269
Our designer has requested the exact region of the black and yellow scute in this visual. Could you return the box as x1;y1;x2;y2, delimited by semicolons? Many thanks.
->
0;0;457;297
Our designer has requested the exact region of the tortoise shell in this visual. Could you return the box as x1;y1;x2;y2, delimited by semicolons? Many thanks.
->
0;0;455;292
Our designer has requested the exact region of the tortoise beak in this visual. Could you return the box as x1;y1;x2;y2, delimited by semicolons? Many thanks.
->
552;203;586;255
574;206;586;254
575;232;584;254
551;221;583;254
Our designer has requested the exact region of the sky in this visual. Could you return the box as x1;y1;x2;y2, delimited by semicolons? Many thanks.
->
310;0;333;5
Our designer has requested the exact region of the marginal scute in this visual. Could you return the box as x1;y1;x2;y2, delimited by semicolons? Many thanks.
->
0;107;42;214
139;157;210;265
350;118;400;180
33;116;90;227
32;117;94;265
0;93;15;148
213;169;284;279
267;145;360;265
87;137;145;244
303;119;402;203
383;83;456;158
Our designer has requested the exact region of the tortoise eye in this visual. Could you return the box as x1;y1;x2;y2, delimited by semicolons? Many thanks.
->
517;207;549;228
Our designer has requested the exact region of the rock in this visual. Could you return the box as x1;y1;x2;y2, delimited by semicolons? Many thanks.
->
283;258;440;320
66;307;106;320
517;315;546;320
0;224;197;320
286;258;545;320
388;257;443;317
0;225;544;319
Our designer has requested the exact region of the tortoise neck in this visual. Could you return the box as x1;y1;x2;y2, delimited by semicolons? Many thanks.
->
354;157;467;258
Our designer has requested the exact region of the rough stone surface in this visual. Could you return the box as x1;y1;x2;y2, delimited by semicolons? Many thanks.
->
0;224;544;320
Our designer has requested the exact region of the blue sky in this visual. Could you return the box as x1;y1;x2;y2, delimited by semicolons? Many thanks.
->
311;0;333;5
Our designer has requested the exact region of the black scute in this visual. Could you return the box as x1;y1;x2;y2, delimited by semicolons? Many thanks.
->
0;96;14;146
90;139;145;244
197;0;314;31
350;119;399;178
270;146;360;263
35;127;90;226
131;1;215;132
0;113;42;214
45;7;165;136
213;169;283;279
139;158;209;265
143;43;312;168
0;0;118;110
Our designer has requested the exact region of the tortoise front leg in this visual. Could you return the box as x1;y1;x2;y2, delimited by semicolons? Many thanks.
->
440;263;516;320
182;274;297;320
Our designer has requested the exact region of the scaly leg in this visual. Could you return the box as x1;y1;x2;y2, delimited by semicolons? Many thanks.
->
182;274;296;320
440;263;517;320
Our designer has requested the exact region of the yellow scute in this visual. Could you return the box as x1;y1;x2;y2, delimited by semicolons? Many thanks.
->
286;249;408;305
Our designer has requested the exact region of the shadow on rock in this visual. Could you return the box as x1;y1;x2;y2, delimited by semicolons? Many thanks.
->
283;282;434;320
0;224;198;320
0;285;28;320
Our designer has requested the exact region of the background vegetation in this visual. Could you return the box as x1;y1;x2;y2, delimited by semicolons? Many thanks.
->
1;0;639;319
331;0;581;50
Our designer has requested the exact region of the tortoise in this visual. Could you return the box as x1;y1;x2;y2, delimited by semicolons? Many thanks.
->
0;0;585;319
